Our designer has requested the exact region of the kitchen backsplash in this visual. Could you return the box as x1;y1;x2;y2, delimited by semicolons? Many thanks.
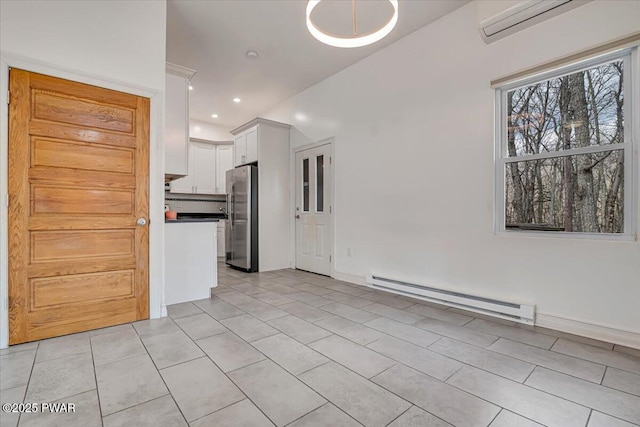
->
164;190;226;214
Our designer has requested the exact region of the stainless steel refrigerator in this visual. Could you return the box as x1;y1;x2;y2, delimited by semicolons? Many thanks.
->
225;165;258;272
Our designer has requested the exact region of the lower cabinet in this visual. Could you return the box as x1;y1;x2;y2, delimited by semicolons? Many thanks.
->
217;220;225;259
165;222;218;305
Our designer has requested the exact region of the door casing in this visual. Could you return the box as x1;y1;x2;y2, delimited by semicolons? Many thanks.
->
0;54;165;349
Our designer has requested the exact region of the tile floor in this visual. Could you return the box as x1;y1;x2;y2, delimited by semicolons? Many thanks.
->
1;263;640;427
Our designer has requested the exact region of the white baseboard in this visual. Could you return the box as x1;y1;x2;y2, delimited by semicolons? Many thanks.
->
330;272;639;350
537;313;640;350
332;271;367;286
160;305;168;318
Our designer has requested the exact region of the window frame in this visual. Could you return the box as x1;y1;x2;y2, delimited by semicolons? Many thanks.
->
494;48;638;240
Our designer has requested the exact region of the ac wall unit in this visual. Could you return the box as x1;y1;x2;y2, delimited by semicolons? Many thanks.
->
479;0;592;44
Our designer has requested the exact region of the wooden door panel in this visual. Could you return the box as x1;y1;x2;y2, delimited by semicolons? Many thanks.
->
28;258;137;279
32;138;135;173
28;72;138;109
29;120;137;147
32;91;135;133
30;168;136;190
31;230;134;262
27;299;138;342
31;186;134;214
31;270;135;309
29;216;135;230
9;68;149;344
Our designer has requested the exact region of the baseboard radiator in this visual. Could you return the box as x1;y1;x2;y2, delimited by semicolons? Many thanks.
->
367;275;536;325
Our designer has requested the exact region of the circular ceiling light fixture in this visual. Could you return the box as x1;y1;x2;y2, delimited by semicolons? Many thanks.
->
211;113;219;118
246;50;259;59
233;97;241;103
306;0;399;49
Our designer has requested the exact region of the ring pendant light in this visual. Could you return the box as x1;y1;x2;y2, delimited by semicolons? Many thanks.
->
306;0;399;48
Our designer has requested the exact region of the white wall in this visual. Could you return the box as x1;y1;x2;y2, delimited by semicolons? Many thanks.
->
190;119;234;142
0;0;167;347
264;1;640;342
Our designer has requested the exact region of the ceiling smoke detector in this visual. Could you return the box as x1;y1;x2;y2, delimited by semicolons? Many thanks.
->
246;50;259;59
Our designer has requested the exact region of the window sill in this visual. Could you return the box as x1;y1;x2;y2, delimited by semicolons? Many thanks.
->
495;229;637;242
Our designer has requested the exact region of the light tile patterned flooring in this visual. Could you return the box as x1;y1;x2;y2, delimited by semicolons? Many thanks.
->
1;263;640;427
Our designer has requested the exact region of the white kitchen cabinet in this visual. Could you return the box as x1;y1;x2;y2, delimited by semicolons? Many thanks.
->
165;63;196;179
193;142;217;194
233;125;258;166
217;220;225;258
230;118;291;271
216;145;234;194
169;143;195;193
234;133;246;166
245;126;258;164
165;221;217;305
170;141;232;195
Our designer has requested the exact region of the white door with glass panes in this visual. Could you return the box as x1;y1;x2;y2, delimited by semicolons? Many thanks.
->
295;144;332;276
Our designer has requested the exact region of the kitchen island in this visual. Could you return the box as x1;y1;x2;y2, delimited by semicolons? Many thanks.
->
164;219;218;306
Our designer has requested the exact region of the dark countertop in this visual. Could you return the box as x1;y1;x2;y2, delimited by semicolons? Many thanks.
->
164;212;226;223
165;218;221;223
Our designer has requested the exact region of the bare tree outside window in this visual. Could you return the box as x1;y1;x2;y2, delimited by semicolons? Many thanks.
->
501;58;627;234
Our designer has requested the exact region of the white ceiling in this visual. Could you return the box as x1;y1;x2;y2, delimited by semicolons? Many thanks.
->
166;0;469;129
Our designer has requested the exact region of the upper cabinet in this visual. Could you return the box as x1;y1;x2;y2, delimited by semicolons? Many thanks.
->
165;63;196;180
233;125;258;166
216;145;234;193
169;141;233;195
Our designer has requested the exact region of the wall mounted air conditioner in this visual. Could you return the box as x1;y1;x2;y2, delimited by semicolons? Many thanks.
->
479;0;592;44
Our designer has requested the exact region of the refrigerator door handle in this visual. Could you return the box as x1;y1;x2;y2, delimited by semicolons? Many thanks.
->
230;183;235;227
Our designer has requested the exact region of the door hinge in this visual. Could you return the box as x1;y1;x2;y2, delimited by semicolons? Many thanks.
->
4;194;8;207
329;255;332;263
7;91;9;105
329;156;332;165
329;205;332;214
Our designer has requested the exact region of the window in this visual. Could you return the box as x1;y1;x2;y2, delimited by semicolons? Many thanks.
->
316;155;324;212
302;158;310;212
495;50;635;236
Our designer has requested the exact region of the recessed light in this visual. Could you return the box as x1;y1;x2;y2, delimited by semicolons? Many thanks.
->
233;97;241;103
246;50;259;59
189;85;193;90
211;113;219;118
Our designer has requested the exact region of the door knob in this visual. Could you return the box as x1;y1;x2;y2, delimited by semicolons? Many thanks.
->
295;215;300;219
137;218;147;226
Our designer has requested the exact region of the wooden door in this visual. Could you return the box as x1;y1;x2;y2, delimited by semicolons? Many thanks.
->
295;144;332;276
8;69;150;345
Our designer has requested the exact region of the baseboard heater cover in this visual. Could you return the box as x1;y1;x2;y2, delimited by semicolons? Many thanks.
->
367;275;535;325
